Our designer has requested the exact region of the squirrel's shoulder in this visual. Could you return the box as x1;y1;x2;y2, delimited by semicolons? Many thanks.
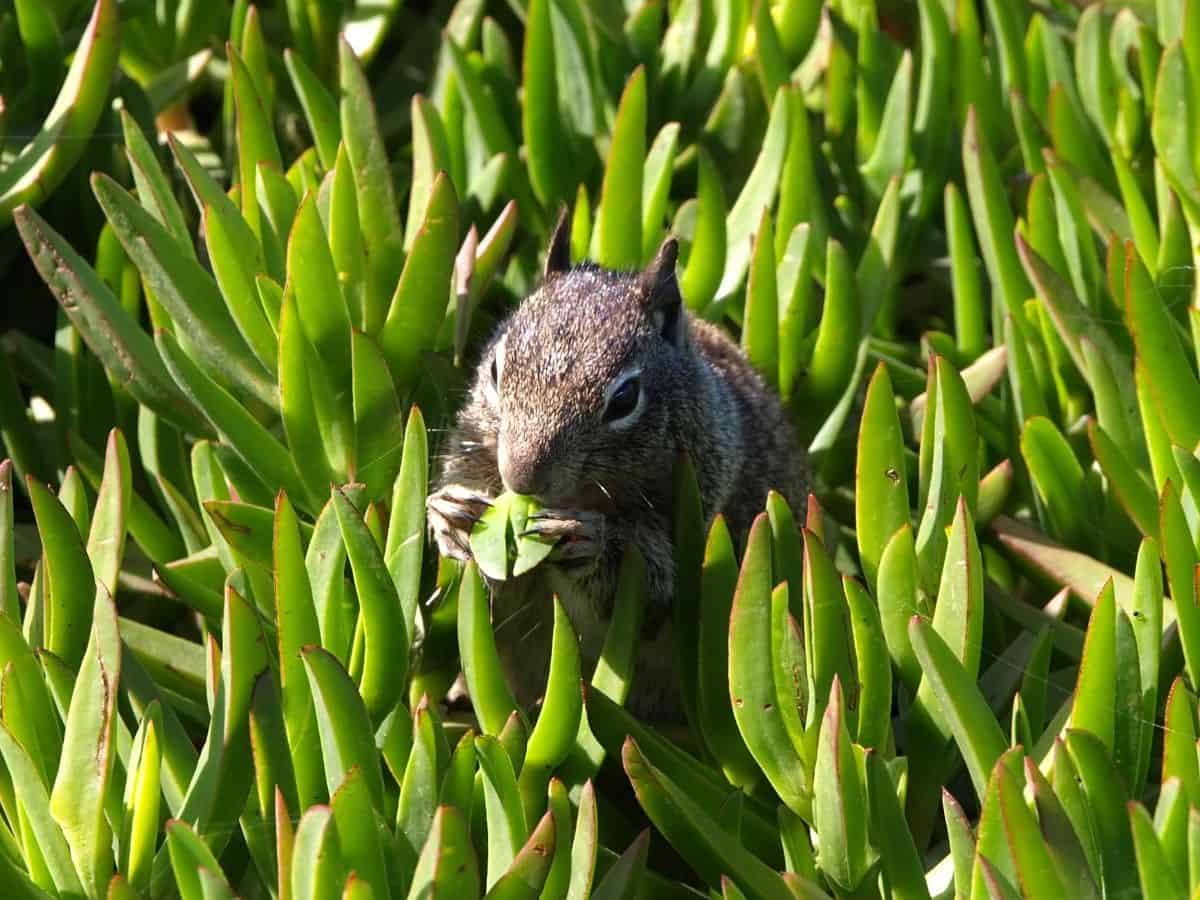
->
686;312;807;524
686;313;774;411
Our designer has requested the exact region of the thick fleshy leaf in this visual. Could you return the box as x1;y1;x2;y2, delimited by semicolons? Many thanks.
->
962;108;1031;316
1128;247;1200;450
0;721;82;896
587;691;782;868
28;474;95;669
856;362;909;592
477;733;528;890
399;700;442;859
729;516;808;813
622;737;793;900
485;808;557;899
1069;580;1117;753
1064;730;1140;899
49;586;120;895
274;492;324;808
330;766;389;900
522;0;572;208
866;751;930;900
813;677;873;892
697;515;758;787
844;577;890;750
519;597;581;824
340;39;404;333
406;806;479;900
717;87;792;302
0;0;120;225
741;210;779;388
93;173;277;412
379;173;458;391
14;206;210;436
1131;802;1186;900
680;149;727;312
333;486;406;721
288;190;354;390
457;563;519;735
156;328;311;512
384;406;427;651
291;805;347;900
798;239;860;429
593;68;645;270
284;49;340;170
302;646;386;814
908;615;1006;800
877;524;924;693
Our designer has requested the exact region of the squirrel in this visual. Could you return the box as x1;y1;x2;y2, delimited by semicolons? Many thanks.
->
427;214;808;718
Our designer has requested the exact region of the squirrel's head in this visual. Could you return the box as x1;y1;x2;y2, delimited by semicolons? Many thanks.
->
478;213;691;508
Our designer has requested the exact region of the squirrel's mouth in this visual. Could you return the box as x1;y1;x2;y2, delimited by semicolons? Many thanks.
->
524;466;621;517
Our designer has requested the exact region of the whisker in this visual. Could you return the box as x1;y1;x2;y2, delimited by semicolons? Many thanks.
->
591;478;614;503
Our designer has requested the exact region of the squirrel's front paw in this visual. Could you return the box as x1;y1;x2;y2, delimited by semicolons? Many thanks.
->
426;485;492;561
522;509;606;567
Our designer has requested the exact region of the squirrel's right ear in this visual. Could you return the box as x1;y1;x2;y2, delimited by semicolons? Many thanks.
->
641;237;686;348
544;208;572;280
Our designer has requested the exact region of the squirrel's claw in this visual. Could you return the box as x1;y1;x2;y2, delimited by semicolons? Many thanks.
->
426;484;492;562
522;509;605;562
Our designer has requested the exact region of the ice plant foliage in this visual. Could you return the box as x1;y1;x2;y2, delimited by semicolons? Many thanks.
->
1;0;1200;897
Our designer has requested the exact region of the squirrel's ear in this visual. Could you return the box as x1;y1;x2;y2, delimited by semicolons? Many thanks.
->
544;208;572;279
641;237;685;347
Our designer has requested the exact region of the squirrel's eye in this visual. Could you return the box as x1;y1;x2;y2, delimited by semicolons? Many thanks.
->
604;376;641;424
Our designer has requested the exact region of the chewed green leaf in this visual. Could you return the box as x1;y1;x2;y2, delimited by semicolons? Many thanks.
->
471;492;514;581
510;494;557;577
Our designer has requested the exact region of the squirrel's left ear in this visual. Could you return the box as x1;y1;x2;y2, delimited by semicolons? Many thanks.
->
641;237;686;348
544;208;572;279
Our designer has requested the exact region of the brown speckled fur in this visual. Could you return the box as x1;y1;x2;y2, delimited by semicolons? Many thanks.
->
435;232;807;719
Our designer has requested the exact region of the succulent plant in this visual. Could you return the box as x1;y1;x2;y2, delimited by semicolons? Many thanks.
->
3;0;1200;898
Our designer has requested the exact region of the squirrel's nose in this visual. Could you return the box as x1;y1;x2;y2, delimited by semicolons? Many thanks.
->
498;442;549;497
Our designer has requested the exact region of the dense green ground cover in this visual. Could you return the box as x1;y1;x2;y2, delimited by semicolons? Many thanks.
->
1;0;1200;896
